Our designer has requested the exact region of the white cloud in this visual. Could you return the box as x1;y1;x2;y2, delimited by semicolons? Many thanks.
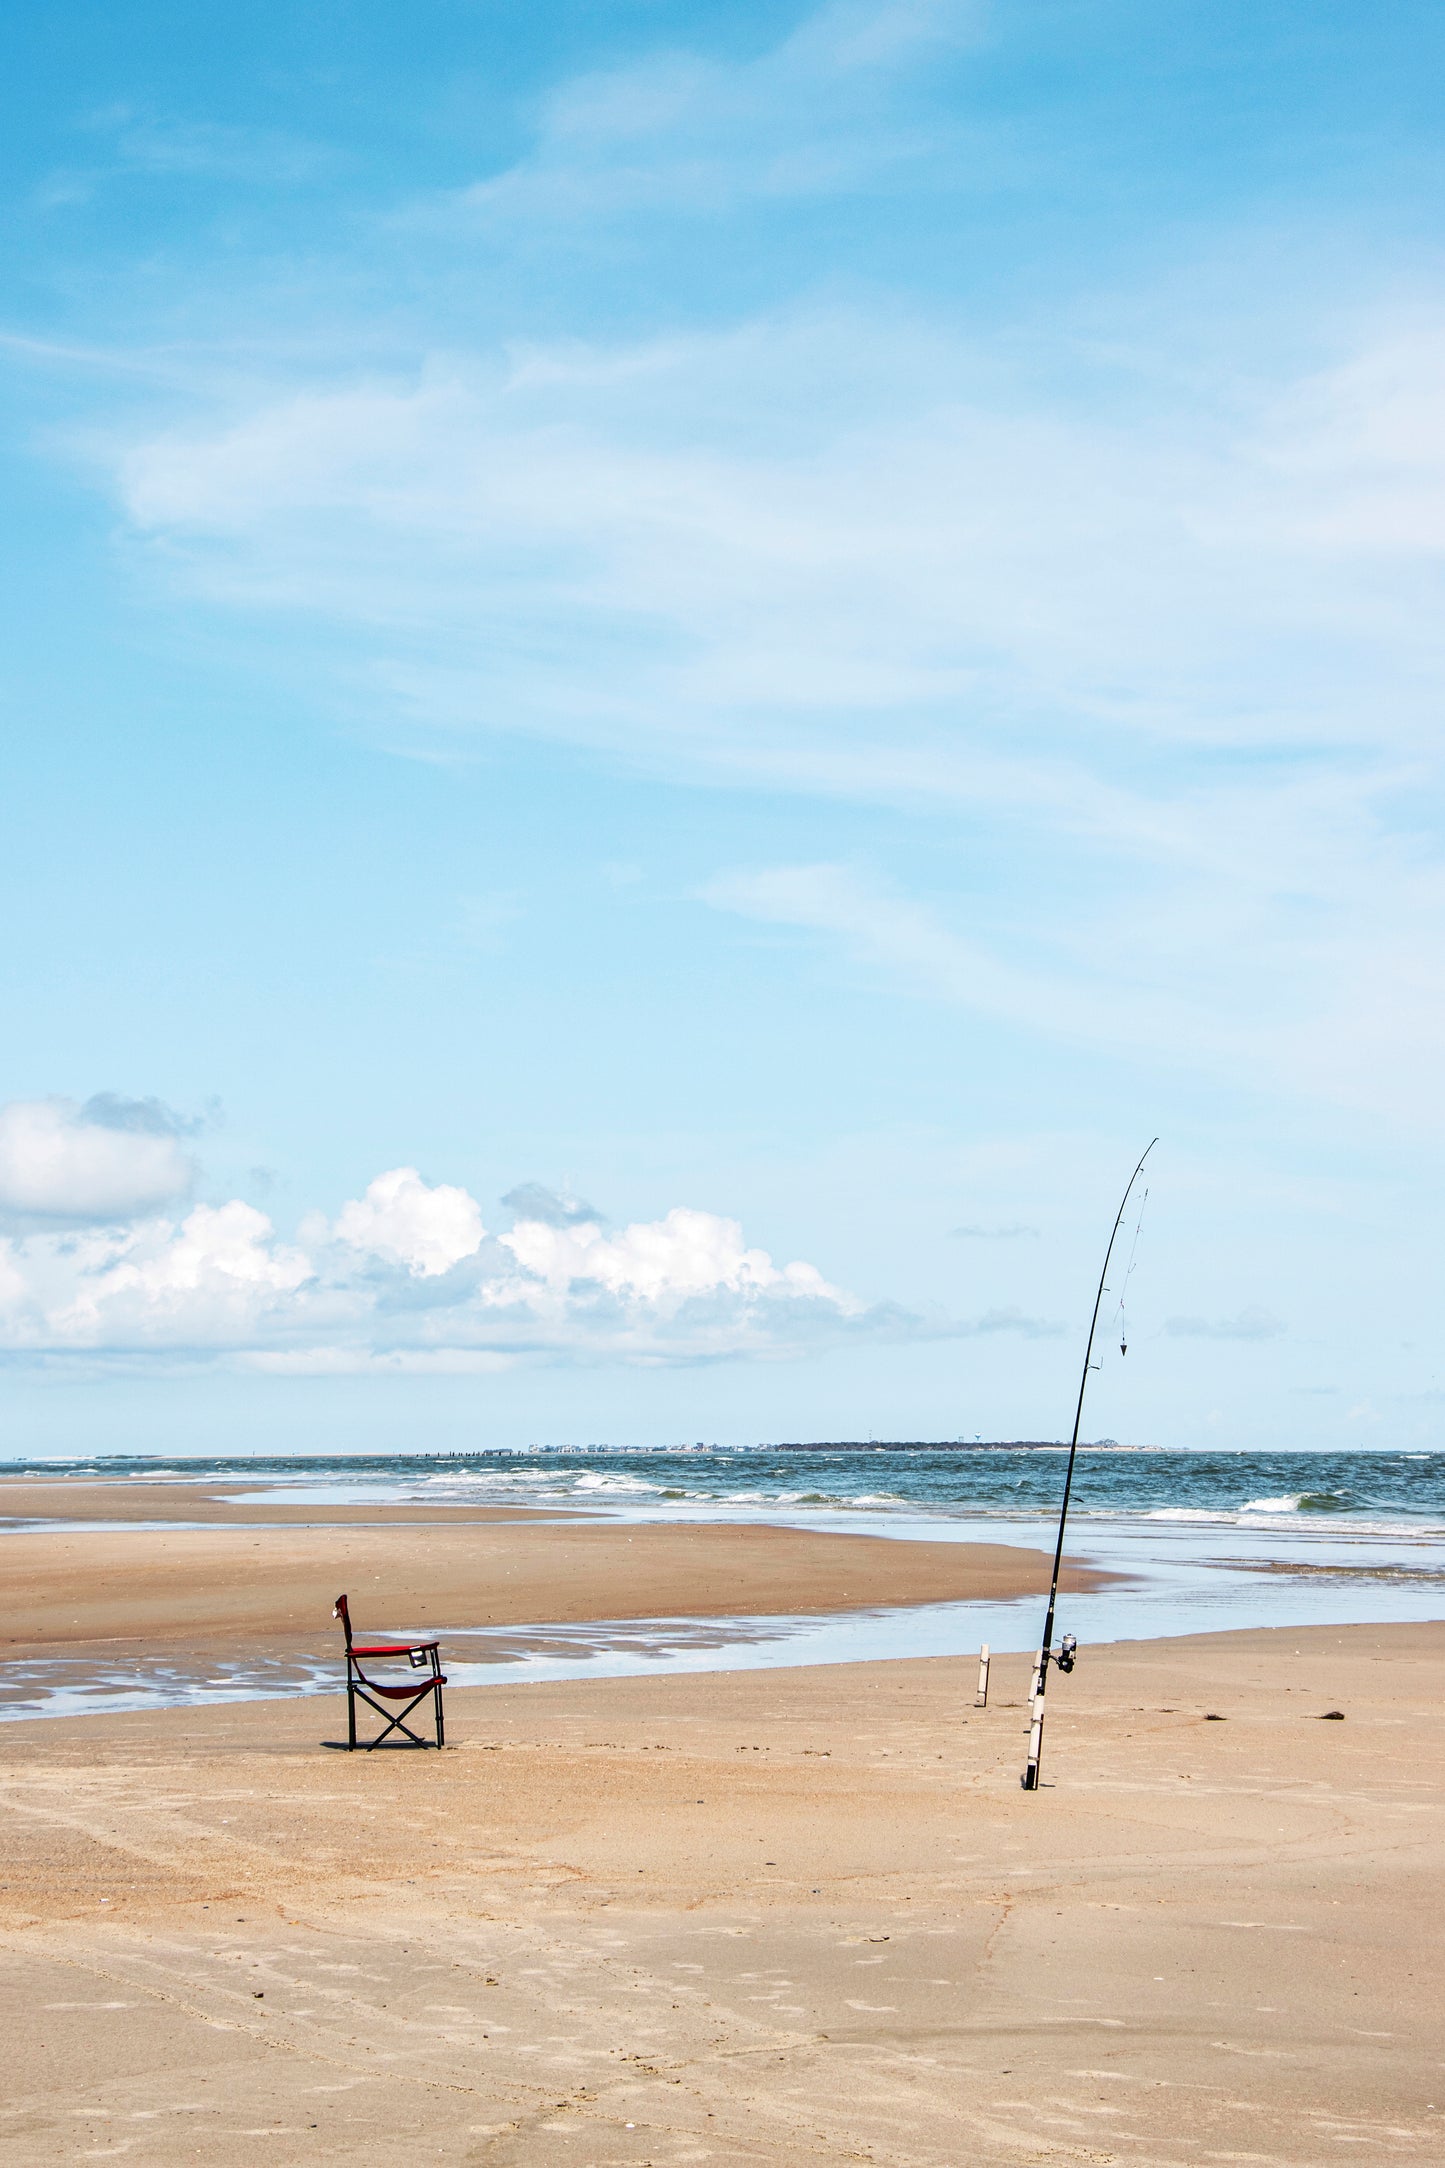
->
701;845;1445;1128
436;0;981;229
501;1204;850;1314
101;298;1445;1130
0;1097;196;1220
59;0;1445;1143
1252;320;1445;554
88;105;340;187
110;304;1445;771
332;1165;485;1277
0;1156;904;1367
1163;1306;1285;1341
39;1202;313;1349
103;311;1445;1141
500;1181;600;1228
0;1240;26;1311
704;859;1234;1062
951;1223;1040;1240
966;1306;1061;1338
239;1347;514;1376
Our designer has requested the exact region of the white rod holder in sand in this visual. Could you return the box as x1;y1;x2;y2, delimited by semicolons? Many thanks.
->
975;1645;990;1708
1024;1688;1044;1789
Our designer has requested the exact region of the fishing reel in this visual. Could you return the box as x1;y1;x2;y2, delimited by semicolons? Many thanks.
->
1052;1632;1077;1674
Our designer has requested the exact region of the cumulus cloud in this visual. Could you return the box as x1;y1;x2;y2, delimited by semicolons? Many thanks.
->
500;1205;850;1316
0;1240;27;1312
332;1166;485;1276
0;1097;196;1220
80;1092;200;1136
500;1181;601;1228
0;1146;912;1367
32;1203;312;1350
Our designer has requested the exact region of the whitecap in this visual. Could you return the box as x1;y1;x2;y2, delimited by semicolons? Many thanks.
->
572;1471;661;1493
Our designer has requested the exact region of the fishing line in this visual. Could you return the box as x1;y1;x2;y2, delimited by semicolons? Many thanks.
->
1111;1183;1149;1357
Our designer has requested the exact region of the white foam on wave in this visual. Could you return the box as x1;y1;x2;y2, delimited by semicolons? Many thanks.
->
572;1471;662;1494
422;1468;565;1487
1240;1494;1306;1513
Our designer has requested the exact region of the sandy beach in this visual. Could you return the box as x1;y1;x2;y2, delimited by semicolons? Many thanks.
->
0;1482;1102;1675
0;1488;1440;2165
0;1625;1440;2164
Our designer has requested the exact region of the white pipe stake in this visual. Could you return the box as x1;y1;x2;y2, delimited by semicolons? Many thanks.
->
975;1644;991;1708
1025;1692;1044;1787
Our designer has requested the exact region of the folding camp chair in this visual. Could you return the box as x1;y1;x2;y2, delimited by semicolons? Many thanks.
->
333;1592;447;1749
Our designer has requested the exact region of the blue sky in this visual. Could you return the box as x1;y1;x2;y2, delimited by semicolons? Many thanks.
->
1;0;1442;1456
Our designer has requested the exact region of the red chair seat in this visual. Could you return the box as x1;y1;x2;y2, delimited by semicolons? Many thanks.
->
366;1675;447;1698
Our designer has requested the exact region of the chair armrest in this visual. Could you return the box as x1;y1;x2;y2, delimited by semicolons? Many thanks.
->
350;1641;438;1658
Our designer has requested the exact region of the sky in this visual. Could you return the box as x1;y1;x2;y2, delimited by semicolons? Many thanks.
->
1;0;1443;1457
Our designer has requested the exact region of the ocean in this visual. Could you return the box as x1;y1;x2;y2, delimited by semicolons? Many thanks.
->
11;1440;1443;1530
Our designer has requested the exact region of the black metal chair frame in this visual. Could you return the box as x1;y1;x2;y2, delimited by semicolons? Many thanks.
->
333;1592;446;1749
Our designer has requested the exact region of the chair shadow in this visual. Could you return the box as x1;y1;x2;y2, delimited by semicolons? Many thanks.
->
319;1738;445;1751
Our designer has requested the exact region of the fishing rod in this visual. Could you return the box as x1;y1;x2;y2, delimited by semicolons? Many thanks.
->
1021;1137;1157;1792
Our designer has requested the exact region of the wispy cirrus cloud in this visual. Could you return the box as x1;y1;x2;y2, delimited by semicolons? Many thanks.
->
700;845;1445;1128
951;1222;1040;1240
97;287;1445;1134
431;0;985;230
1163;1306;1285;1341
108;305;1445;774
87;106;341;187
32;0;1445;1151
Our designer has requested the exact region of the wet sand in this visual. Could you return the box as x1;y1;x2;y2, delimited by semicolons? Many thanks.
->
0;1621;1441;2164
0;1479;587;1527
0;1489;1101;1669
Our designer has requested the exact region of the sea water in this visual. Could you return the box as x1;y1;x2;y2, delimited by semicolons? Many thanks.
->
11;1440;1445;1530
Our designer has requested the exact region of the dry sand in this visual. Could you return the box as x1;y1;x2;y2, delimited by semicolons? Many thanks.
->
0;1620;1441;2164
0;1488;1439;2162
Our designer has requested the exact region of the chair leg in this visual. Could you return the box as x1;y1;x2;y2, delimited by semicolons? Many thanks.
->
356;1684;441;1749
347;1678;356;1750
435;1685;445;1749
